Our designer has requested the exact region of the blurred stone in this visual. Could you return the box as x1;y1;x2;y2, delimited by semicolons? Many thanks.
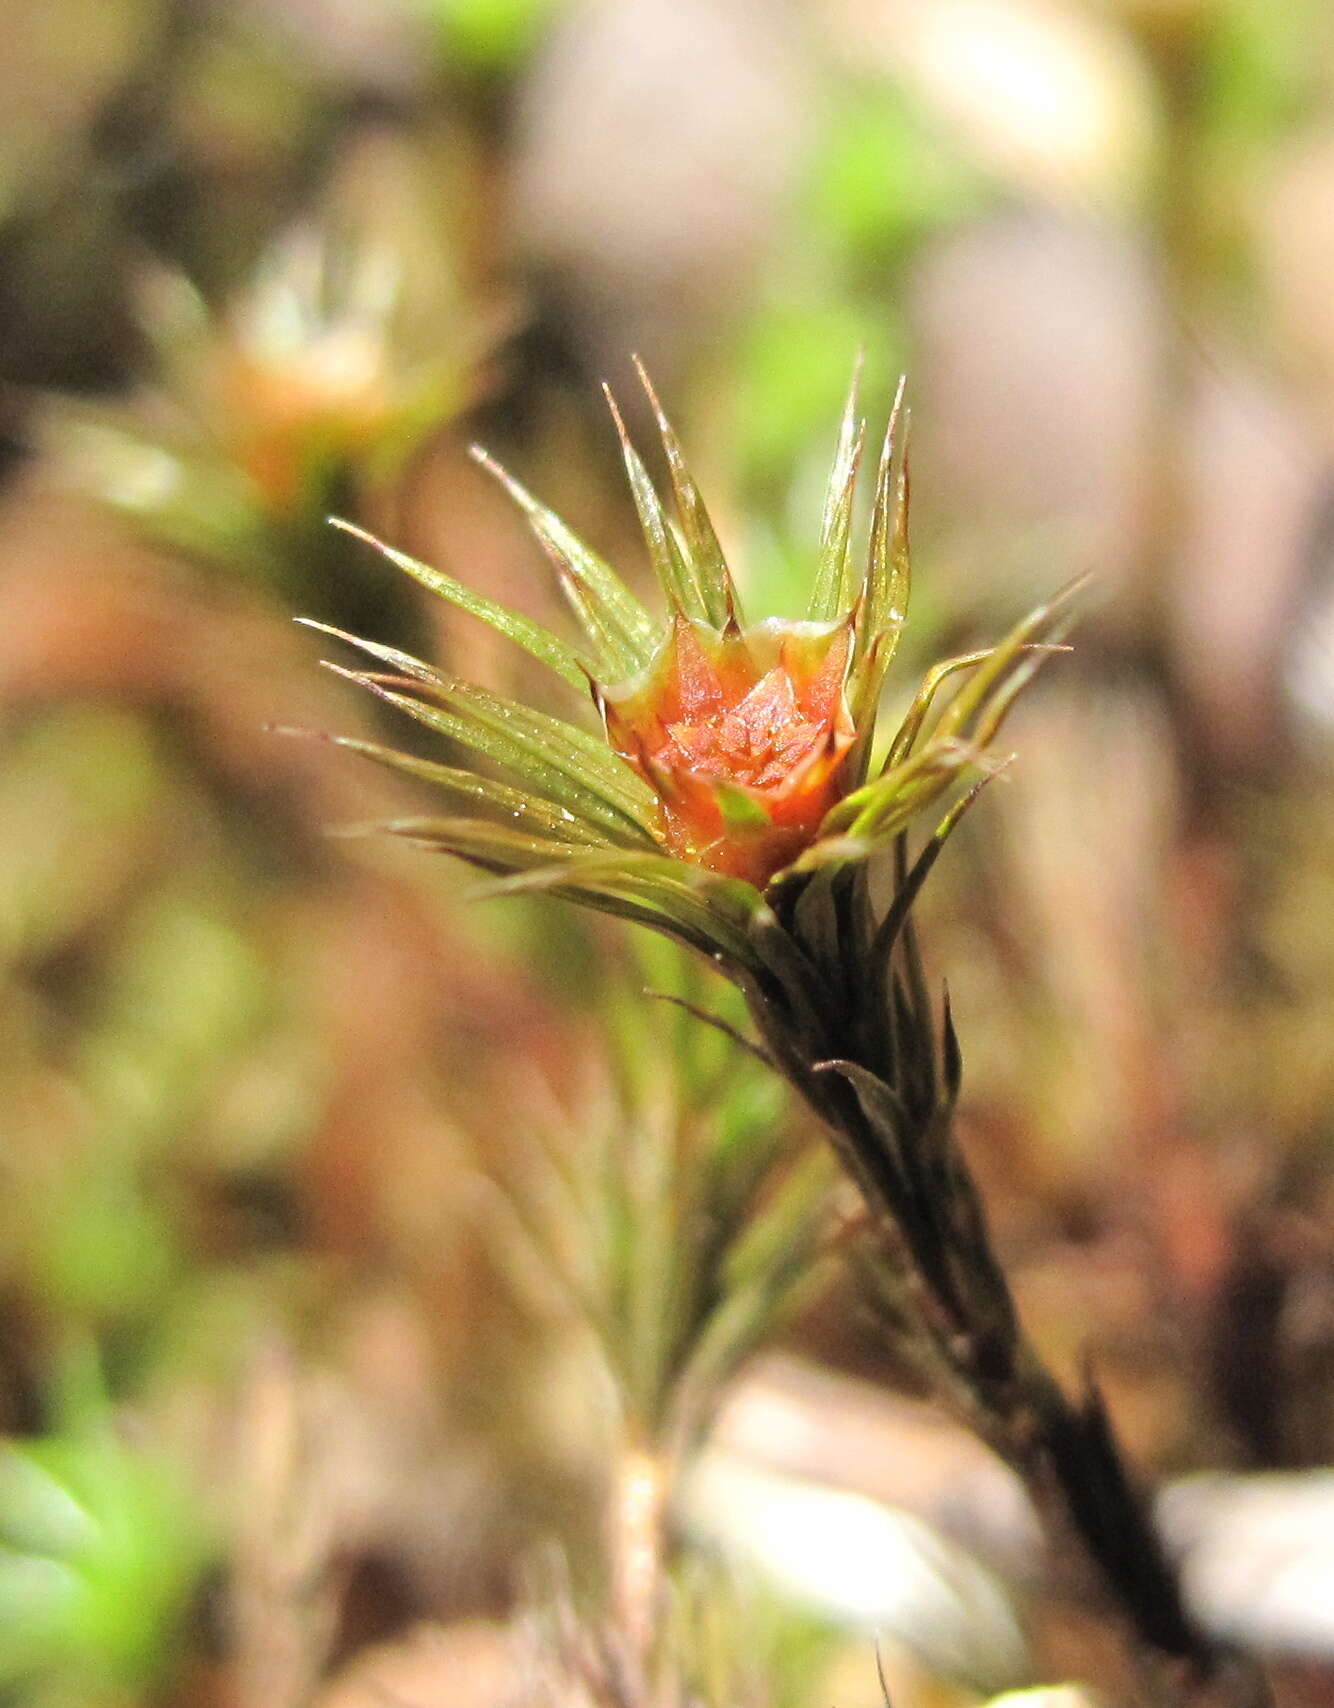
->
0;0;163;217
910;213;1159;610
910;204;1322;757
1285;539;1334;746
1257;126;1334;424
715;1358;1334;1660
236;0;432;96
821;0;1156;208
319;1621;512;1708
686;1447;1031;1693
712;1356;1040;1576
1170;364;1321;766
1158;1473;1334;1657
1251;124;1334;752
978;688;1182;1196
511;0;813;387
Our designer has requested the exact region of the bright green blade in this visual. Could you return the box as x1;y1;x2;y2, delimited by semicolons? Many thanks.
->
297;619;449;689
953;628;1080;756
358;815;595;867
815;734;975;843
471;448;656;679
603;384;707;622
808;358;865;622
867;767;1008;969
306;731;609;844
326;665;656;848
480;853;765;967
883;648;997;770
327;518;592;691
435;681;658;818
312;629;655;819
931;576;1088;747
376;823;764;968
632;356;739;628
852;374;910;700
408;675;657;830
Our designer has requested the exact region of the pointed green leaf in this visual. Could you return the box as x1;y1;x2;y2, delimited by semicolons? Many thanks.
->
790;740;1007;871
932;576;1087;748
362;815;597;868
326;666;657;847
396;833;758;970
312;634;655;820
0;1447;97;1560
954;626;1081;755
852;375;910;716
436;680;659;817
538;886;746;965
808;358;866;621
548;554;644;684
362;821;769;972
882;648;993;771
365;824;758;963
603;384;707;622
819;732;972;840
867;768;1008;970
810;1058;913;1206
297;619;450;689
484;847;756;913
481;854;765;969
328;518;592;690
471;448;656;679
632;356;739;628
308;731;609;844
642;991;773;1069
307;628;680;827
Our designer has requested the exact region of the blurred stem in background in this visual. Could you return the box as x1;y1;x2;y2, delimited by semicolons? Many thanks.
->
477;933;835;1700
32;124;502;638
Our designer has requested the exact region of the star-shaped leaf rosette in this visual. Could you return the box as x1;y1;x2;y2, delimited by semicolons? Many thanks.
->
297;369;1253;1702
303;361;1077;968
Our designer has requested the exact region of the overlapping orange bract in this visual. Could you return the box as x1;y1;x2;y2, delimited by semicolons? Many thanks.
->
601;614;856;884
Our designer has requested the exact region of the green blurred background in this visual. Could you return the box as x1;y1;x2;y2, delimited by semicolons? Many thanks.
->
1;0;1333;1703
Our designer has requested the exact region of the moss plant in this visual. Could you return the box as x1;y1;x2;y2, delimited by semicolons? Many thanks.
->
302;364;1270;1708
